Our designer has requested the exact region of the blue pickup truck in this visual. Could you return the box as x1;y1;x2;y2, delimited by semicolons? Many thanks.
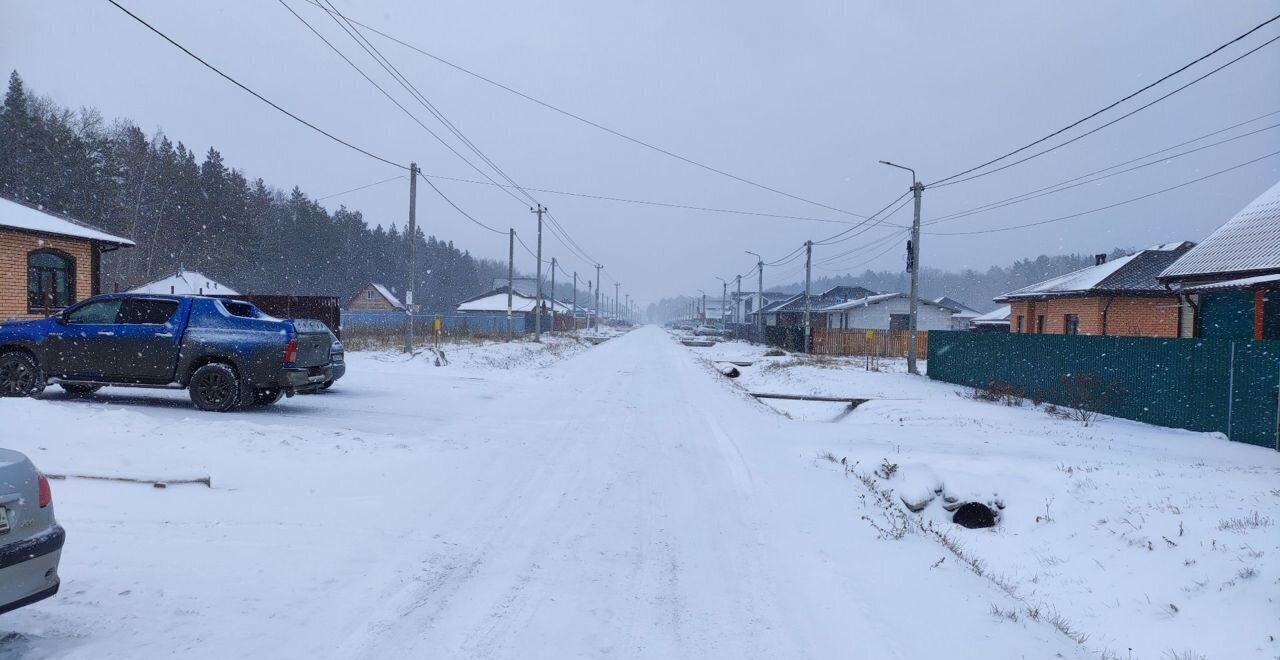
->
0;294;336;411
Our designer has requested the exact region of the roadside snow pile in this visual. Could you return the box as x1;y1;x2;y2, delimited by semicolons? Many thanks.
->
364;334;591;371
756;350;1280;659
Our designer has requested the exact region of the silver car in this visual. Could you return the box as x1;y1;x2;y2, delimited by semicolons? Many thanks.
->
0;449;64;615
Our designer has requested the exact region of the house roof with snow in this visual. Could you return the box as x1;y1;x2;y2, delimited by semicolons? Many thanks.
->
1159;179;1280;284
0;195;134;247
933;296;978;314
971;304;1011;326
457;286;572;313
129;271;238;296
755;286;880;315
370;283;404;310
822;292;958;313
995;242;1194;302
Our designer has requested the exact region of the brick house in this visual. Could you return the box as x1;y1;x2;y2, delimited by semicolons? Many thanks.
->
1157;179;1280;341
345;282;407;312
995;242;1194;337
1;196;133;321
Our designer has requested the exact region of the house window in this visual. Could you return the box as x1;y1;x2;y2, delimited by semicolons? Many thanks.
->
1064;314;1080;335
1036;315;1045;334
366;289;375;300
1015;315;1024;333
27;249;75;312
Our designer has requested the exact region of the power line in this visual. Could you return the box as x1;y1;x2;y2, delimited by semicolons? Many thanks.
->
297;0;873;219
814;232;907;273
316;0;540;208
107;0;406;170
926;119;1280;226
278;0;528;208
418;172;858;226
928;12;1280;187
925;149;1280;236
416;172;504;235
316;175;405;201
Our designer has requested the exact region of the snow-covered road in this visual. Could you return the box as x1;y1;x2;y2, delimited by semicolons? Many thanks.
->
7;326;1272;658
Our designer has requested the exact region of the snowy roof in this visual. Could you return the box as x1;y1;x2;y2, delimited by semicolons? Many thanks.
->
129;271;238;296
996;242;1193;301
933;296;978;314
1181;273;1280;292
758;286;880;314
456;287;572;313
1160;179;1280;282
371;283;406;310
822;293;903;311
0;195;134;246
971;305;1011;325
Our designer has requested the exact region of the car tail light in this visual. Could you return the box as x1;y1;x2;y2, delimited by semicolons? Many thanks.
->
283;338;299;365
37;473;52;508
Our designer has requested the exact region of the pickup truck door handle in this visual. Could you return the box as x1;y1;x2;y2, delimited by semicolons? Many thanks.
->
96;331;115;336
47;332;63;337
154;332;174;338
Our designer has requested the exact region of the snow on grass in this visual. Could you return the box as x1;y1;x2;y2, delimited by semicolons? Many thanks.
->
690;337;1280;659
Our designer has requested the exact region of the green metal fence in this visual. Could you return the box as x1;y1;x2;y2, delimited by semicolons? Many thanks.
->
927;331;1280;449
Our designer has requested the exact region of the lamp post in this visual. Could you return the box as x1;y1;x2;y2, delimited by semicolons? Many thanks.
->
880;160;924;375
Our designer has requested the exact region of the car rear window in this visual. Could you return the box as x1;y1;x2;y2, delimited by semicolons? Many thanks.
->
118;299;179;324
221;301;260;318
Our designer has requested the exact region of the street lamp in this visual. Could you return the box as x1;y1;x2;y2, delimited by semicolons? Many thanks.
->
879;160;924;375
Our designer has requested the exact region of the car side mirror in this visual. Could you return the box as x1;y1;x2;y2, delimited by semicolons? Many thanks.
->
54;311;68;324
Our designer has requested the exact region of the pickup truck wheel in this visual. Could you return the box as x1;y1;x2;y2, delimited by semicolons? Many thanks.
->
0;352;44;397
251;388;283;406
189;363;240;412
60;383;103;396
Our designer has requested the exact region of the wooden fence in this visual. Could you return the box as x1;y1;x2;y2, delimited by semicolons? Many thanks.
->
811;328;929;357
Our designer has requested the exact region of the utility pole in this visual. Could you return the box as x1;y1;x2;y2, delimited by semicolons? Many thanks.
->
803;240;813;353
715;276;727;329
404;162;419;353
614;283;620;323
506;228;514;341
746;251;763;343
550;257;557;333
735;275;742;325
533;204;545;342
588;280;594;331
625;294;631;323
881;160;924;375
572;272;578;332
594;264;602;333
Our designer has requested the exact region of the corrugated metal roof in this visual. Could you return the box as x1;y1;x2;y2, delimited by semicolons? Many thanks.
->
996;242;1193;301
1160;179;1280;281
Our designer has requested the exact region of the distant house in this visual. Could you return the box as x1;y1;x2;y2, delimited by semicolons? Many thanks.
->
970;305;1011;332
1159;180;1280;341
732;291;787;326
129;270;237;296
823;293;958;332
1;195;134;320
346;283;407;312
455;285;575;332
756;286;879;329
995;242;1194;337
933;296;980;331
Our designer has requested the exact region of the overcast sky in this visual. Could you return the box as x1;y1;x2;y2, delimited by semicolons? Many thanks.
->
3;0;1278;304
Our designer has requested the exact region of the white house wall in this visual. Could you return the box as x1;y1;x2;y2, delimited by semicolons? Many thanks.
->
826;298;955;331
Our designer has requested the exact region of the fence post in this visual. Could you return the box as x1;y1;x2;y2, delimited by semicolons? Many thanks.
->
1226;342;1235;441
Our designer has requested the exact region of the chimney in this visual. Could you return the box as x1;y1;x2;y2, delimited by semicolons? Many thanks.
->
1095;253;1107;266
